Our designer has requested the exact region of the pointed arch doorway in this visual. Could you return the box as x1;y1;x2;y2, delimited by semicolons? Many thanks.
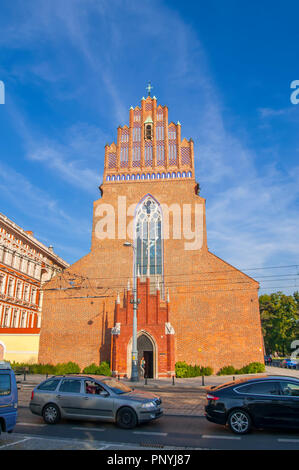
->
127;331;157;379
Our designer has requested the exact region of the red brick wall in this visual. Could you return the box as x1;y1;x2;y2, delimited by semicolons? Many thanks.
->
38;177;264;373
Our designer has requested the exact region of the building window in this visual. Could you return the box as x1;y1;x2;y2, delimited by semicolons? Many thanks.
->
21;311;27;328
12;309;18;328
4;250;12;266
4;307;10;327
135;195;163;277
0;275;5;294
31;288;37;304
168;144;177;165
145;142;153;164
7;278;14;297
168;128;176;140
0;246;4;263
21;258;28;273
12;254;20;270
144;123;153;141
132;144;141;163
157;144;165;165
156;125;164;141
24;285;30;302
133;127;141;141
16;281;22;299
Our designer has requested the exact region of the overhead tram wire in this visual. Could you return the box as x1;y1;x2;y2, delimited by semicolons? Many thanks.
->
2;243;297;282
0;243;65;275
43;268;299;289
44;275;299;292
57;284;299;299
66;264;299;282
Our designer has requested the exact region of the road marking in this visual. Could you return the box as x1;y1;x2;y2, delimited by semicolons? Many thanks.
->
17;423;46;427
278;438;299;443
71;427;105;432
0;438;31;449
201;434;241;440
133;431;168;436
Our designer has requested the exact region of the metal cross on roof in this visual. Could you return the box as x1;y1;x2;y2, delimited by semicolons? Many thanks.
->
146;81;153;96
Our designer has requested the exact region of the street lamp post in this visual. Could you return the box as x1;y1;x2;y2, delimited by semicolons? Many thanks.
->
124;242;139;382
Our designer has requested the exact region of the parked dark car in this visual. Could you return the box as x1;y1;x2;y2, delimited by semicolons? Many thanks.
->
205;375;299;434
280;358;298;369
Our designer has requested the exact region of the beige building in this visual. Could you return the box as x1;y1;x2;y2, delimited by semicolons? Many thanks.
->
0;212;69;363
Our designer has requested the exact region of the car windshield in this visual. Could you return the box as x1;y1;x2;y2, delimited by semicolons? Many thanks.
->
102;379;132;394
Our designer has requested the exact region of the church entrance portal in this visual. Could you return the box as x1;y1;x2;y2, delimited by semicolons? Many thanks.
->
137;334;154;379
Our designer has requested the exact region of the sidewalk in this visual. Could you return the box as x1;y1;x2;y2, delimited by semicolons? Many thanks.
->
16;366;298;417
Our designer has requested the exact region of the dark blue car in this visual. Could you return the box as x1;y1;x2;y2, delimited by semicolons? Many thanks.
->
0;362;18;435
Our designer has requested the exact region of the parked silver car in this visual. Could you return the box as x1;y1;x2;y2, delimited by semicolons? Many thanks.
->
29;375;163;429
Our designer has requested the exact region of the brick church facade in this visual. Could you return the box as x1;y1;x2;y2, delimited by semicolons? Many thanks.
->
38;90;264;376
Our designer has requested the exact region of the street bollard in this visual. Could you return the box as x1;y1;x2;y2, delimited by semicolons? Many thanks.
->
118;374;120;381
202;375;205;386
233;376;235;381
172;376;175;386
145;377;147;385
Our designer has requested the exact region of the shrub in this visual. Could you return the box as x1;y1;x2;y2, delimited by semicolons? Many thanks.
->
217;365;236;376
10;361;81;375
29;363;56;375
82;363;100;374
53;362;81;375
217;362;265;375
97;361;112;376
201;366;213;376
82;362;112;376
175;361;189;378
175;362;213;378
236;362;265;374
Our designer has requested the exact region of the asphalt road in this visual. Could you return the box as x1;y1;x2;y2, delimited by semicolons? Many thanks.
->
1;405;299;450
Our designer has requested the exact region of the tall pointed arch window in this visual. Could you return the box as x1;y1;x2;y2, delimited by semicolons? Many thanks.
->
135;196;163;277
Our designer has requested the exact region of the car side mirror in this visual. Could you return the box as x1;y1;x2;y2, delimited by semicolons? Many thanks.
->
100;391;109;397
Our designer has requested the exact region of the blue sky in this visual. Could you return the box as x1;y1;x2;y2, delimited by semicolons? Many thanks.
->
0;0;298;294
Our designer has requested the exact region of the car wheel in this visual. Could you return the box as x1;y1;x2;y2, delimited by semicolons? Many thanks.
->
228;409;252;434
116;407;138;429
42;404;61;425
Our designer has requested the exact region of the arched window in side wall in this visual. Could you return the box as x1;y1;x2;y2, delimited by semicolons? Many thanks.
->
135;195;163;277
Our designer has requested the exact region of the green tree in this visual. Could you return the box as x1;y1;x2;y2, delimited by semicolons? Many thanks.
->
259;291;299;356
